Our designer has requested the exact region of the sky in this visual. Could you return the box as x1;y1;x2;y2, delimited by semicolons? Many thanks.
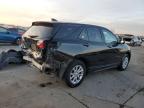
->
0;0;144;35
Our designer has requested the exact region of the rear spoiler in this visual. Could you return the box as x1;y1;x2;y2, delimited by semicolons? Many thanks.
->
32;22;54;27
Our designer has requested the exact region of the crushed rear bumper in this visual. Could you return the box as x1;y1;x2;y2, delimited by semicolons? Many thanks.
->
23;56;52;71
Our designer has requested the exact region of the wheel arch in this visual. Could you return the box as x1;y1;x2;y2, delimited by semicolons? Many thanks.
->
59;56;88;79
126;51;131;60
74;57;88;68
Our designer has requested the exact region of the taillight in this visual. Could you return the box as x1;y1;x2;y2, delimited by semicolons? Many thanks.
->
37;40;45;49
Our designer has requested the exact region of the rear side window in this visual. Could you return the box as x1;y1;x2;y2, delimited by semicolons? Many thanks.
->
87;27;103;43
79;29;88;41
54;25;80;40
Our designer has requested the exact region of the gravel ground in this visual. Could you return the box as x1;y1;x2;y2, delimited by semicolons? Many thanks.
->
0;43;144;108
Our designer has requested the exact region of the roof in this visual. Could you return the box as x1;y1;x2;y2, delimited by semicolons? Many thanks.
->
32;21;106;29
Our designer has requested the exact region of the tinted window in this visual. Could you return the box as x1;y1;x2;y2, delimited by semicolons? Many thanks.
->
102;29;117;44
87;27;103;42
54;25;80;40
0;27;7;33
79;29;88;41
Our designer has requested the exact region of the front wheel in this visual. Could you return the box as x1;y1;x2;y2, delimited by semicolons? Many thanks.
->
118;54;130;71
64;60;86;88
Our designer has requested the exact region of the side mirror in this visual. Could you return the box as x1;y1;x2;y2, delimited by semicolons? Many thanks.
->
120;40;125;44
118;37;125;44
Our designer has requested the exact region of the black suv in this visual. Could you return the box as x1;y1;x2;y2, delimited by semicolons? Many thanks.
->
22;21;131;87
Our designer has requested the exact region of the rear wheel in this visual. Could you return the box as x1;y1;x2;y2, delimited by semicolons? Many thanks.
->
64;60;86;88
118;54;129;71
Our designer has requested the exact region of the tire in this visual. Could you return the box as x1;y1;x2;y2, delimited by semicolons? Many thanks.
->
7;49;17;53
64;60;86;88
118;54;130;71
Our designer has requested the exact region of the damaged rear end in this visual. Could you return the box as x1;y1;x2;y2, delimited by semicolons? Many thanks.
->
22;22;60;72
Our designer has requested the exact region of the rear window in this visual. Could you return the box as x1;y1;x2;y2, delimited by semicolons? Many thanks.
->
23;26;53;40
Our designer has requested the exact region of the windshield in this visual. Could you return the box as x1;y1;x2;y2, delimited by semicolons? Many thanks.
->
23;26;53;40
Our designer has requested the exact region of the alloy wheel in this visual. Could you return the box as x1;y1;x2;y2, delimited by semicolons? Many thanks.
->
69;65;84;85
122;56;129;69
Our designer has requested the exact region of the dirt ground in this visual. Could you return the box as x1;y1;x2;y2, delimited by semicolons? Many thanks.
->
0;43;144;108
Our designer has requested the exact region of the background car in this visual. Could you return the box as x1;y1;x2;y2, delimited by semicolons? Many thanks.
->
8;28;26;36
0;26;21;44
117;34;133;46
131;36;142;46
118;34;143;46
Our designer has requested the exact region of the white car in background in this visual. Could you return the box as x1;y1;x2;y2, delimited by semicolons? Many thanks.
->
131;36;142;46
119;35;143;46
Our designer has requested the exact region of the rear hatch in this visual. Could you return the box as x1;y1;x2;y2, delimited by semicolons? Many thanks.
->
21;22;58;62
22;22;54;52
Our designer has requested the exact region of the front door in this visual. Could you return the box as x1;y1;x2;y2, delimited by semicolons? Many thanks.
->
79;26;109;70
100;28;121;66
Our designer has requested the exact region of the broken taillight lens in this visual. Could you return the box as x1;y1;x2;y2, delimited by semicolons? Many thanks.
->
37;40;45;49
